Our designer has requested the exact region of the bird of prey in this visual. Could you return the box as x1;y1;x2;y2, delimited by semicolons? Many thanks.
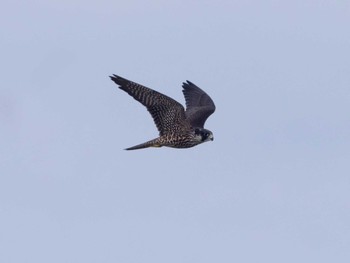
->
110;74;216;150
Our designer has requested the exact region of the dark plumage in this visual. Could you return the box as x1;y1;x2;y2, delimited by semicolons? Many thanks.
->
110;74;215;150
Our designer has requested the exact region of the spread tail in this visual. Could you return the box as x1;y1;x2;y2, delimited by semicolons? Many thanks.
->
125;138;162;150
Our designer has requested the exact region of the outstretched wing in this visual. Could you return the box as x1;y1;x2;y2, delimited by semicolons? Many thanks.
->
110;75;189;135
182;81;216;128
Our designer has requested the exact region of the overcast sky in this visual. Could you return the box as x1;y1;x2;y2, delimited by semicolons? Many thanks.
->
1;1;350;262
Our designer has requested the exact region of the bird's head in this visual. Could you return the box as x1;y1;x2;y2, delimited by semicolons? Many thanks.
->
194;128;214;143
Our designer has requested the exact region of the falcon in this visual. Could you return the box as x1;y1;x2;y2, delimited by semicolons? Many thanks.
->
110;74;216;150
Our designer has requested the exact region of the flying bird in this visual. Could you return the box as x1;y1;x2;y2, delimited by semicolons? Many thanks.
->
110;74;216;150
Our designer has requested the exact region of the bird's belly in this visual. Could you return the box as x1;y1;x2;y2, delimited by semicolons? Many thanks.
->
161;133;200;149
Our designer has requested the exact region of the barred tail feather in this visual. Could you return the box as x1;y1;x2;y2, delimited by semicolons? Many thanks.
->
125;138;162;150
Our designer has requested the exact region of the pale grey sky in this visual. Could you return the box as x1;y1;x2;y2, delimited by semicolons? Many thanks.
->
1;1;350;262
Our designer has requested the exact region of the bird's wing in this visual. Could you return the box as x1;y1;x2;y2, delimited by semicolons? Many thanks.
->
110;75;189;136
182;81;216;128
